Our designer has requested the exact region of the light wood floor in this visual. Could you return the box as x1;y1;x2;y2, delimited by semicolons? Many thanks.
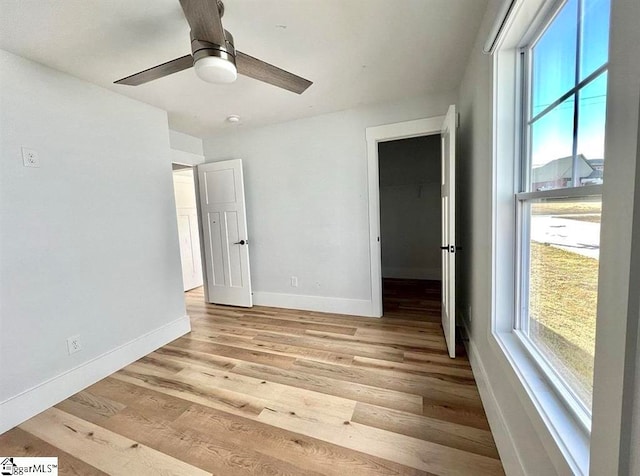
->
0;280;503;475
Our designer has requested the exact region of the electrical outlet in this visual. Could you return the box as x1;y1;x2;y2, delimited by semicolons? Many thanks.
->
22;147;40;168
67;335;82;355
290;276;298;287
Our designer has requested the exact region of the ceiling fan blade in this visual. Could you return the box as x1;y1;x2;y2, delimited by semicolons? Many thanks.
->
236;51;312;94
114;55;194;86
179;0;226;45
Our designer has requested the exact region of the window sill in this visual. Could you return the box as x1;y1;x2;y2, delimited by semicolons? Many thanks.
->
490;330;590;475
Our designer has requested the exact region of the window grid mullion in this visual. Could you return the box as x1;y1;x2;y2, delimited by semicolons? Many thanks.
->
527;63;608;126
571;0;584;187
517;184;603;201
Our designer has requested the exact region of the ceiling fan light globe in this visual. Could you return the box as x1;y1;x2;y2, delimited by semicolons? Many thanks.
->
194;55;237;84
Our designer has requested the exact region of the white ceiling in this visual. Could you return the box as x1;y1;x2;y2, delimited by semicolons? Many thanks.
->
0;0;487;137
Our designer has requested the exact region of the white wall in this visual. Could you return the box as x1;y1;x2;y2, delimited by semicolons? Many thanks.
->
631;297;640;474
170;130;204;156
457;0;640;474
589;0;640;473
203;93;455;316
379;135;441;280
0;50;189;432
170;130;205;166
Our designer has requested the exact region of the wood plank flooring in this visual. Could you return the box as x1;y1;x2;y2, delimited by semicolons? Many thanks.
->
0;279;503;475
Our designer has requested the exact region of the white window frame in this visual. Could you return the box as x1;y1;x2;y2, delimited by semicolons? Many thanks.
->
489;0;605;473
514;0;607;428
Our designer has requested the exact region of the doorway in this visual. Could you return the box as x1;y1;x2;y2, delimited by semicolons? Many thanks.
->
366;116;445;317
172;163;203;291
366;108;457;357
378;135;442;319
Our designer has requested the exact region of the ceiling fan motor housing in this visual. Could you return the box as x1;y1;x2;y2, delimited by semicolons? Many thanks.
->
191;30;236;67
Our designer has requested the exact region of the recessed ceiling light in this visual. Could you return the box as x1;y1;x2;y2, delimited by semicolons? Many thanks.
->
226;115;241;124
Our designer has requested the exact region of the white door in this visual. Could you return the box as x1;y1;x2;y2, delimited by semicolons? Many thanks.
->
441;105;457;358
197;159;252;307
173;169;203;291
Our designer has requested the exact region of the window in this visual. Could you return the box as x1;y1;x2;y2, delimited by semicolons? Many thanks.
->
516;0;610;418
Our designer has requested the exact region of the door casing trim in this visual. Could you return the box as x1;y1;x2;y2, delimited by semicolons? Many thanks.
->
365;116;445;317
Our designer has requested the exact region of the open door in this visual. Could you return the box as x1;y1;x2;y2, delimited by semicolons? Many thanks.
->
196;159;252;307
441;105;457;358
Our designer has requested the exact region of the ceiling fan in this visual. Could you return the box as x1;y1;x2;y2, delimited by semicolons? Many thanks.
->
114;0;312;94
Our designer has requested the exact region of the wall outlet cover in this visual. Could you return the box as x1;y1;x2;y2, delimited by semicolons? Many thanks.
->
66;335;82;355
22;147;40;168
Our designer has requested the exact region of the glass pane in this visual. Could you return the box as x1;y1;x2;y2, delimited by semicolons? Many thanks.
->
577;72;607;186
527;196;601;409
531;0;578;117
530;97;575;191
580;0;611;81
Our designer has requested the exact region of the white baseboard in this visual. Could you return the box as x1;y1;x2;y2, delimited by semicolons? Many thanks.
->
463;322;527;476
0;315;191;434
382;266;441;280
252;291;374;317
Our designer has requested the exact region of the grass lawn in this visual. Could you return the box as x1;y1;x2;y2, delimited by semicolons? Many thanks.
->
562;215;601;223
529;242;598;405
532;199;601;216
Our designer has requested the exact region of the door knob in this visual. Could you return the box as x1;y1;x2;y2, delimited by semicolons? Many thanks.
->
234;239;247;245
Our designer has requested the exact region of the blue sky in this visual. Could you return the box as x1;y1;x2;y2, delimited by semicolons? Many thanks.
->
530;0;610;167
